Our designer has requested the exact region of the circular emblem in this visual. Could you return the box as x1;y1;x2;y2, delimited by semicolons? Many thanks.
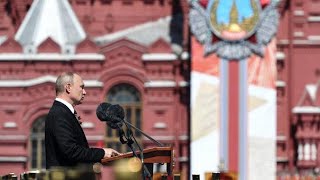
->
207;0;261;41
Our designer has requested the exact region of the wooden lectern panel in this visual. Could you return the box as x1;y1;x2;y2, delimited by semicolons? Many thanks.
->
101;147;174;175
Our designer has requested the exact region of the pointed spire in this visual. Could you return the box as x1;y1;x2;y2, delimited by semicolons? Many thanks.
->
306;84;317;103
14;0;86;54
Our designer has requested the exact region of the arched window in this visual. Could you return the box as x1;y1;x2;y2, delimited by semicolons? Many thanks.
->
105;84;142;152
30;116;46;170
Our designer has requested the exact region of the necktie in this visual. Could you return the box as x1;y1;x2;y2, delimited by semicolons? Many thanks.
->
74;110;82;125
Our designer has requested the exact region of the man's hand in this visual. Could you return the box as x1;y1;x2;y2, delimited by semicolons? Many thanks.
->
103;148;121;158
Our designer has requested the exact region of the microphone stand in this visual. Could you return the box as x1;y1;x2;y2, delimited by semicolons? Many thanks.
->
122;119;164;147
127;128;152;180
120;129;139;160
117;124;151;180
121;121;152;180
117;126;137;157
123;119;169;175
113;115;165;179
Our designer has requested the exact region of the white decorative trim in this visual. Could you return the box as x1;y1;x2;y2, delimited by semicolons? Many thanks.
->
0;75;103;87
0;135;27;141
179;135;189;141
294;10;304;16
153;122;167;129
277;135;287;141
280;39;320;45
293;31;304;37
306;84;317;102
83;80;103;87
292;106;320;114
276;80;286;87
276;52;285;60
81;122;94;129
0;53;104;61
295;81;320;107
0;36;7;45
144;80;188;88
3;122;17;128
179;81;189;87
294;39;320;45
86;135;104;141
94;16;171;43
142;53;178;61
15;0;86;49
144;81;175;88
278;39;289;45
308;36;320;41
308;16;320;22
0;156;27;162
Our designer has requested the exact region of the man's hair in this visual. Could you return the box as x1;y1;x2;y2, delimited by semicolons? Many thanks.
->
55;72;75;95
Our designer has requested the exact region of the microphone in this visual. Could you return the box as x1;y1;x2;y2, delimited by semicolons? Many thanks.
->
96;102;124;129
96;102;111;121
96;102;164;147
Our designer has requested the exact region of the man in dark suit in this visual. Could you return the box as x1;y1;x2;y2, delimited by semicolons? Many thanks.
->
45;72;120;169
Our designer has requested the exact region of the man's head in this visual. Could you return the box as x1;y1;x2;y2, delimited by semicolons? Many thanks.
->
55;72;86;106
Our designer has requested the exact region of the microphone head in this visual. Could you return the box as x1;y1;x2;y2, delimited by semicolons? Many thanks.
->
106;104;125;120
96;102;112;122
106;104;125;129
96;102;125;129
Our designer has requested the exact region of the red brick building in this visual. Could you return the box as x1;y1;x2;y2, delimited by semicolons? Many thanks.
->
0;0;190;178
276;0;320;177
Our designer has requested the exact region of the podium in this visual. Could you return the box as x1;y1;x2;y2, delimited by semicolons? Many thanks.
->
101;147;174;177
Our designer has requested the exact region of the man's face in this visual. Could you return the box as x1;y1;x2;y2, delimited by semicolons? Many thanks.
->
69;74;86;106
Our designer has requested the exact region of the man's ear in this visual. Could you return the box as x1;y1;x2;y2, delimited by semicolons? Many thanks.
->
65;83;71;94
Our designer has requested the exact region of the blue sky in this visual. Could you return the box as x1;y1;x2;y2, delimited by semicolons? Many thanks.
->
208;0;254;25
